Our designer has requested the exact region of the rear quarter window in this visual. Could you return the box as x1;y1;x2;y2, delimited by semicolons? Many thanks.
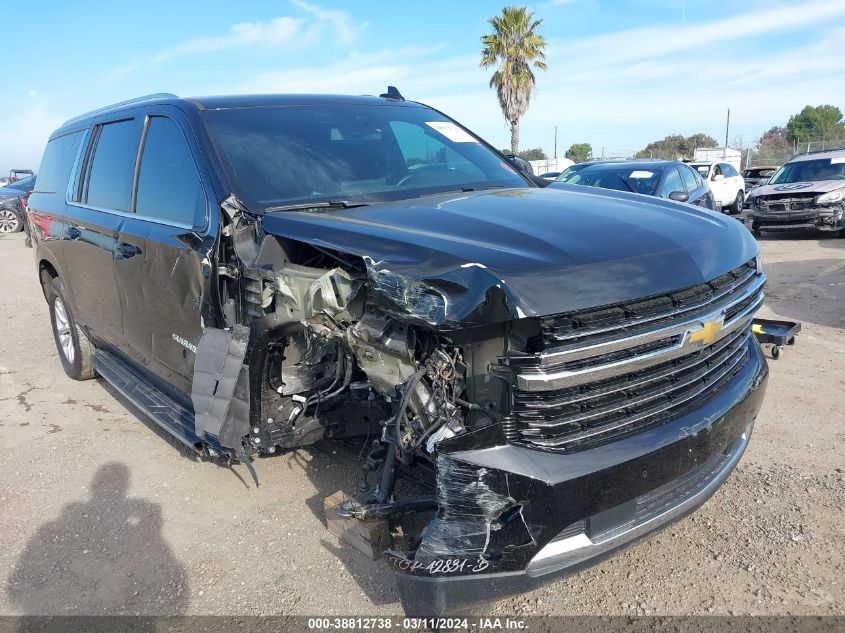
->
35;131;84;194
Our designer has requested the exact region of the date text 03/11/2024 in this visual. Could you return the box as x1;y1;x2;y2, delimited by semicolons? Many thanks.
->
306;617;527;630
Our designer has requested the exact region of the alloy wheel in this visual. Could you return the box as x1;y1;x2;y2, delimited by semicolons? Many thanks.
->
0;208;20;233
53;297;76;364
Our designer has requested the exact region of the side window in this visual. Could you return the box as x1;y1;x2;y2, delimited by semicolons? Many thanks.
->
660;167;684;196
680;165;698;193
692;166;704;189
85;119;142;211
723;164;738;177
35;131;83;194
389;121;485;180
135;117;205;226
712;164;722;177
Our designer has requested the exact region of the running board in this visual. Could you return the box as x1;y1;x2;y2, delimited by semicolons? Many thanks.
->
92;349;199;448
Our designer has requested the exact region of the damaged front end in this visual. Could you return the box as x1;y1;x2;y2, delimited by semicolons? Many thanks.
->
749;188;845;235
197;192;769;615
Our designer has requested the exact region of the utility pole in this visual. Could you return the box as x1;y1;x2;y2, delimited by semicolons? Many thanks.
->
725;108;730;148
554;126;558;159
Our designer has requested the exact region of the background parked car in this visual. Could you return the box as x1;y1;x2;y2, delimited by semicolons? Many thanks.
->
0;189;26;233
747;149;845;237
550;159;716;210
690;161;745;213
744;165;779;193
0;174;36;236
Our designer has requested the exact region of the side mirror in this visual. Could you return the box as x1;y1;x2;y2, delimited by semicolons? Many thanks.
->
668;191;689;202
713;174;725;182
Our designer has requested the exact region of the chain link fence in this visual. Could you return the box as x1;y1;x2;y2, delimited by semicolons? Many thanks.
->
740;138;845;169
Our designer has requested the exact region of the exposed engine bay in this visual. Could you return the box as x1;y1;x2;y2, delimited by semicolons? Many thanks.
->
195;197;531;568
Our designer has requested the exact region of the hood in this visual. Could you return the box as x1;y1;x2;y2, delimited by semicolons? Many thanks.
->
751;180;845;197
260;187;758;327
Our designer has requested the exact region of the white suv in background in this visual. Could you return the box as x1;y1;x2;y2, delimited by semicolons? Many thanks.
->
690;161;745;214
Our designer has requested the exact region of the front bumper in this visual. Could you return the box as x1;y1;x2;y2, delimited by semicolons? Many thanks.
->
393;340;768;615
748;206;845;232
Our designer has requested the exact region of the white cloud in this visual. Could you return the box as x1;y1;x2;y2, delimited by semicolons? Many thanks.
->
291;0;365;45
105;2;365;78
548;0;845;63
540;0;577;7
152;17;305;64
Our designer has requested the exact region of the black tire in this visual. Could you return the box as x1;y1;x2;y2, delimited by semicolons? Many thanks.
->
771;346;781;360
729;191;744;215
0;206;22;233
46;277;96;380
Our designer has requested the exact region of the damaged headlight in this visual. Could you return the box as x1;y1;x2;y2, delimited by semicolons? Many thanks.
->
404;282;448;323
815;189;844;205
370;269;448;324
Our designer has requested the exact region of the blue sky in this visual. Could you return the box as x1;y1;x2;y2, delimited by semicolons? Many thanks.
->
3;0;845;172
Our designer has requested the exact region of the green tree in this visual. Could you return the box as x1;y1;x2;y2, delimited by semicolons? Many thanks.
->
564;143;592;162
517;147;547;160
480;6;547;154
635;133;717;160
786;105;845;144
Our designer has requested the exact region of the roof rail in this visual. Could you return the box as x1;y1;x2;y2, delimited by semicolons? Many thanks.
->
793;146;845;157
63;93;179;125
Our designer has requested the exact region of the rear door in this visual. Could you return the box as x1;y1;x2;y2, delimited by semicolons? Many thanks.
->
709;163;730;204
113;108;214;397
721;163;743;198
62;117;144;350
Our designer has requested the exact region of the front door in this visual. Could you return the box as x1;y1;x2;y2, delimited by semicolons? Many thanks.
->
114;111;214;398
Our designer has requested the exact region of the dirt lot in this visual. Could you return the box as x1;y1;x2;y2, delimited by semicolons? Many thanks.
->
0;228;843;618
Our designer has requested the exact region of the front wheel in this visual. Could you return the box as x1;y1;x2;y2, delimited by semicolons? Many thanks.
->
47;278;96;380
729;191;744;215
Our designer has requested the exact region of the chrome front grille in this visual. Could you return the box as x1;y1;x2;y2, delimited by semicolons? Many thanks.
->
508;261;764;451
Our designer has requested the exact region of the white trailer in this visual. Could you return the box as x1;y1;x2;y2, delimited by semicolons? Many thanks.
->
693;147;742;172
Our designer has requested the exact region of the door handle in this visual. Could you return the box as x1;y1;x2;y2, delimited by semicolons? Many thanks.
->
113;242;141;259
64;226;81;239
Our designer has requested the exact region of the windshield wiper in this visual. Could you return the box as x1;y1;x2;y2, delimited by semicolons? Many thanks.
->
615;174;636;193
265;200;369;212
420;185;506;197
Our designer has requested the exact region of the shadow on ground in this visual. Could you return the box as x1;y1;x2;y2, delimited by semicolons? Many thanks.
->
4;463;190;622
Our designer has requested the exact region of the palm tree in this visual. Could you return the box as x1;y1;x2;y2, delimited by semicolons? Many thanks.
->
480;6;547;154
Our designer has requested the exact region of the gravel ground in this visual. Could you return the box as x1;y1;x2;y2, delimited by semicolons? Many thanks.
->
0;229;843;617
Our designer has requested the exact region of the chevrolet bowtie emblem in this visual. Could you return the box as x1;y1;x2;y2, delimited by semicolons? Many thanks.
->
689;318;725;346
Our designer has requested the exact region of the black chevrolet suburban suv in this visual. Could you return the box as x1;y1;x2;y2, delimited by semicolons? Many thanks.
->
29;92;768;614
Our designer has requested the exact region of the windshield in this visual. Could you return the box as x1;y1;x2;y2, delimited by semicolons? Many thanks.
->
744;168;776;178
202;104;527;211
769;158;845;185
5;175;35;191
692;164;711;178
559;164;662;195
554;163;592;181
